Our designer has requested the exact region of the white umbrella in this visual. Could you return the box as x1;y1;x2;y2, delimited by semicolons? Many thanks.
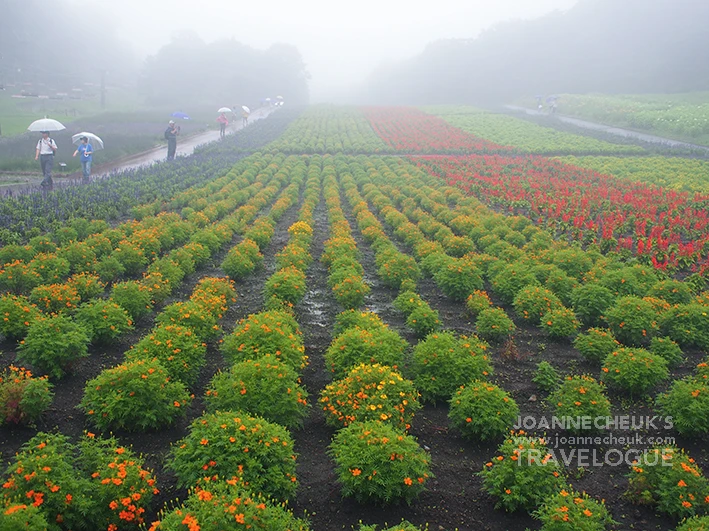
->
28;117;65;132
276;95;284;99
265;98;271;102
72;132;104;150
218;107;232;113
241;105;250;113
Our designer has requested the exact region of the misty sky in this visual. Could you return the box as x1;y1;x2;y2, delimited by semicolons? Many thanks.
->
95;0;578;100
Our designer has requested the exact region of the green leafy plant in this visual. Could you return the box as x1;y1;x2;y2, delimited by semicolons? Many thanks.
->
332;275;370;309
626;445;709;519
17;315;91;379
570;284;616;326
534;487;615;530
490;262;540;303
376;248;421;290
111;281;154;321
126;324;206;387
29;283;81;314
540;307;580;339
448;381;519;441
325;326;408;378
0;433;94;530
206;354;309;429
74;299;133;344
0;294;40;340
393;291;424;314
28;253;70;284
0;365;53;425
659;304;709;350
148;480;311;531
168;411;298;501
334;310;387;335
598;265;658;298
0;501;49;530
479;435;565;512
601;347;669;395
222;240;264;280
328;420;432;505
513;286;564;324
76;434;157;530
533;361;561;392
648;280;694;305
156;300;220;341
675;516;709;531
411;332;492;403
66;272;105;301
649;336;685;367
476;307;516;342
221;311;307;369
264;266;307;307
465;290;492;316
80;359;191;431
573;328;619;364
433;258;484;301
319;364;421;430
548;376;611;434
656;376;709;436
605;296;659;346
406;304;441;338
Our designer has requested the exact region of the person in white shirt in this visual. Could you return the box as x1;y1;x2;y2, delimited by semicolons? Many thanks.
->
35;131;58;190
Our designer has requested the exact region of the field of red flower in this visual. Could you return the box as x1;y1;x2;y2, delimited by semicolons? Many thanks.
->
362;107;513;154
414;155;709;273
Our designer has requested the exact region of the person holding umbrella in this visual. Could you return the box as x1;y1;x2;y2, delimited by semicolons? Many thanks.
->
164;120;180;161
35;131;58;190
217;112;229;139
72;136;93;183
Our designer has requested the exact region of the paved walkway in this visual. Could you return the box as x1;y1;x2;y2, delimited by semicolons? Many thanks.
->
93;106;273;176
505;105;709;152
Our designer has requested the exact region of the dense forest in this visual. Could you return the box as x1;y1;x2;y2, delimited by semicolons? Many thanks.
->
0;1;310;106
362;0;709;105
138;32;310;106
0;1;137;91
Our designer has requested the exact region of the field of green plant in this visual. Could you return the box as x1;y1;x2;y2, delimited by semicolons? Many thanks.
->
539;93;709;147
558;155;709;194
431;108;645;154
1;105;708;531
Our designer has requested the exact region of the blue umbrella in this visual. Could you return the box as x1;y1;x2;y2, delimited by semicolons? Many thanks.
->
171;112;190;120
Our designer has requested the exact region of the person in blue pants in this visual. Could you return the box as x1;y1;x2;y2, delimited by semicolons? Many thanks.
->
73;136;93;183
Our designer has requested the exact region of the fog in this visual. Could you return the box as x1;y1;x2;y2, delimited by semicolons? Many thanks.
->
86;0;577;101
2;0;707;106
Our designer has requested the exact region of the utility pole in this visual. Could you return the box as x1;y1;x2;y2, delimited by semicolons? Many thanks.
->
100;69;106;109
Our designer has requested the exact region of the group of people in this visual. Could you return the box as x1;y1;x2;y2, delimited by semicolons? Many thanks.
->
167;108;250;158
34;132;93;191
34;107;254;191
215;108;250;140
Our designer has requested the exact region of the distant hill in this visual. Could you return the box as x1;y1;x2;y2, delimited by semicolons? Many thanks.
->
362;0;709;105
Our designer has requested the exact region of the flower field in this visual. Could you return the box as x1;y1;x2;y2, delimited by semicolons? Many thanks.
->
1;105;709;531
535;93;709;147
431;108;645;155
558;156;709;194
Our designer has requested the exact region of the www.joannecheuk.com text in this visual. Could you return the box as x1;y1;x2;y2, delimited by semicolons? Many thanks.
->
513;415;674;431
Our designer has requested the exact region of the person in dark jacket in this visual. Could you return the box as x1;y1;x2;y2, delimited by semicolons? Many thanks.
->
165;120;180;160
